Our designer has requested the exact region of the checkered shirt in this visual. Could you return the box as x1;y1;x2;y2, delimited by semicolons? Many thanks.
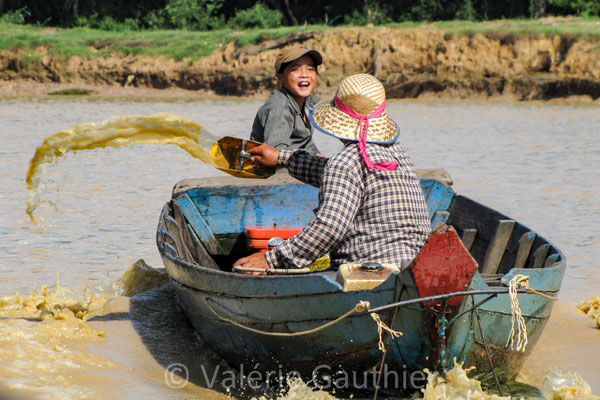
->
264;142;432;269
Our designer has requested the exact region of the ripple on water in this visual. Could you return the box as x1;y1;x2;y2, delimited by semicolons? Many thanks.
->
1;99;599;398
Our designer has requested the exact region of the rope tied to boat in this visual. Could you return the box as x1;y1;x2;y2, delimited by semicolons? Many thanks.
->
370;312;403;352
204;299;403;350
506;274;557;352
506;274;558;352
506;274;529;352
204;298;376;337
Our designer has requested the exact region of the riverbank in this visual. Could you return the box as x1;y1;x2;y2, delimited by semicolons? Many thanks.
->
1;18;600;102
4;79;600;106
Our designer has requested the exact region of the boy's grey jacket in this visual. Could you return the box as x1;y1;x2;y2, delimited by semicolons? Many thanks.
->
250;87;320;155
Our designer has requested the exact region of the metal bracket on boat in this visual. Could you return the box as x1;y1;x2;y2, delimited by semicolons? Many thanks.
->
233;265;312;275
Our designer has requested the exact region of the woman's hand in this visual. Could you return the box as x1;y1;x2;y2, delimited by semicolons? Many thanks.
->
233;252;270;275
248;144;280;168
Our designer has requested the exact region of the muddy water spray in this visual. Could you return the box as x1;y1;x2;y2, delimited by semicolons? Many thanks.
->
26;113;220;223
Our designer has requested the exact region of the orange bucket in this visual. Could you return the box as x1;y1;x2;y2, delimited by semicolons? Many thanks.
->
244;225;304;252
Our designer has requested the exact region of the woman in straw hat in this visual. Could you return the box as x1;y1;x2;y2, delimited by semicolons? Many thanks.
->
249;45;323;155
235;73;432;272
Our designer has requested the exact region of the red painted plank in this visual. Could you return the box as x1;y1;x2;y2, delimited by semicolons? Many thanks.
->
411;224;479;306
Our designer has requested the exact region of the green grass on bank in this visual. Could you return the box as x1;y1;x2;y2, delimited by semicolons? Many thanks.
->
1;17;599;62
426;17;600;37
0;23;307;61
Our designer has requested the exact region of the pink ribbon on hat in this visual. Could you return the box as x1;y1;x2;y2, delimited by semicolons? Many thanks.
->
334;96;398;171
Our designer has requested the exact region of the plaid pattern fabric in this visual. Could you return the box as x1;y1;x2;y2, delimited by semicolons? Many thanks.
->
265;142;432;269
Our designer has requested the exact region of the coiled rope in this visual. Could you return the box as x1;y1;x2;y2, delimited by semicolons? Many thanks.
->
506;274;557;352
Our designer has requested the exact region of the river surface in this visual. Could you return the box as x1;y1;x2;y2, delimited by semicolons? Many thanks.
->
0;97;599;398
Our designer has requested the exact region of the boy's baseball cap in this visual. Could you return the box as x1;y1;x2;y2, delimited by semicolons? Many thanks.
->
275;46;323;73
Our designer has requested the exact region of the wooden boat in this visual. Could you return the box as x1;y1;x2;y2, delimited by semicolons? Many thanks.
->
156;171;565;394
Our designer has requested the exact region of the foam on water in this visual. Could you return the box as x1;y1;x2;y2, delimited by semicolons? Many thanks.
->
1;261;598;399
577;296;600;328
543;369;600;400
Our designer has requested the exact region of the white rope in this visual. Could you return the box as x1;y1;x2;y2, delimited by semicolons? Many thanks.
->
506;274;530;352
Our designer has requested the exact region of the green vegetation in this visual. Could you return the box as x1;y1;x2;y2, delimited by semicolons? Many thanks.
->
228;4;282;29
0;24;232;61
1;0;600;31
0;22;326;62
0;17;598;64
425;17;600;38
48;88;96;95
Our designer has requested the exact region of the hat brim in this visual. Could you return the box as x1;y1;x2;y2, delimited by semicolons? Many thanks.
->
310;102;399;144
302;49;323;67
276;49;323;73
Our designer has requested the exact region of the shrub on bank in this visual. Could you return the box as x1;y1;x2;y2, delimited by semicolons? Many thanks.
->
228;4;282;29
0;7;29;25
1;0;599;31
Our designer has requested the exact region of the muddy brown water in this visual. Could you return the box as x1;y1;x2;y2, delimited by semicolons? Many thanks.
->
0;97;598;398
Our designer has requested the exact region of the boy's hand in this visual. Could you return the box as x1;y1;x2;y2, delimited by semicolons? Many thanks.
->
248;144;280;167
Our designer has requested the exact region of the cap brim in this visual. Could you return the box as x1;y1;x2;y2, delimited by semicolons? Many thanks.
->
304;49;323;66
277;49;323;72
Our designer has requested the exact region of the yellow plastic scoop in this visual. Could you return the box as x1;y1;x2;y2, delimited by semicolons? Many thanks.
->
210;136;275;179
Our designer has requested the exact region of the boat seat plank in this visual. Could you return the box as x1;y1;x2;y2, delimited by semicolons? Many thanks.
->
515;231;536;268
544;253;560;268
532;244;551;269
461;228;477;251
186;224;221;270
172;201;220;270
172;201;199;262
481;220;516;274
177;194;225;255
159;228;178;258
415;168;453;185
184;184;318;234
162;242;177;258
163;214;195;264
422;180;454;219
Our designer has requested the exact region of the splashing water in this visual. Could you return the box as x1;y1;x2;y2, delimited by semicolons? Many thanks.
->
248;377;336;400
421;360;511;400
543;369;600;400
0;260;186;399
0;260;164;327
25;113;225;224
2;263;597;399
116;259;170;297
577;295;600;328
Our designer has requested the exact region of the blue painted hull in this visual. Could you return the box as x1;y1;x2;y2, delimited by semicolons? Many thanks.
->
156;173;566;391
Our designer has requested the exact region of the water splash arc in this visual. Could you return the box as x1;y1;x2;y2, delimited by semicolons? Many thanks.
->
26;113;220;223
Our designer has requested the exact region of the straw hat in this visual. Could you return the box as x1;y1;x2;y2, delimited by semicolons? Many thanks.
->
311;74;399;144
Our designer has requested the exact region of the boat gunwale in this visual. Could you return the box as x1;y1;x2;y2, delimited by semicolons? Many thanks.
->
157;192;566;282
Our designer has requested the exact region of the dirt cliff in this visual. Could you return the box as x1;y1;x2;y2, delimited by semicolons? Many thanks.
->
2;26;600;101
